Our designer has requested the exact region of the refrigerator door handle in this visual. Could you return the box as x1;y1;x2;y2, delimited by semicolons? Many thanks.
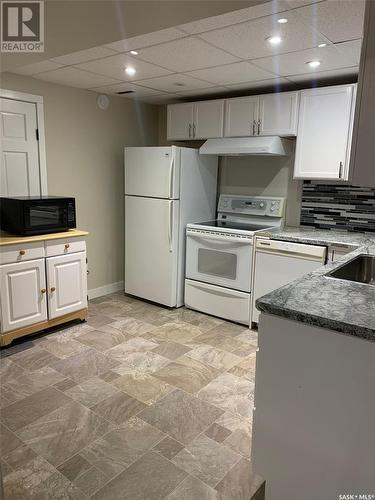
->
168;201;173;252
168;155;174;199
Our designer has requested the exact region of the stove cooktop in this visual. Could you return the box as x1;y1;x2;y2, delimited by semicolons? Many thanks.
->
191;219;274;232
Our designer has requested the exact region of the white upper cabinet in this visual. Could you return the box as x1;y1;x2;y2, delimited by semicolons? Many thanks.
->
258;91;299;136
224;96;259;137
0;258;47;332
167;103;194;140
193;100;224;139
294;85;356;180
167;100;224;140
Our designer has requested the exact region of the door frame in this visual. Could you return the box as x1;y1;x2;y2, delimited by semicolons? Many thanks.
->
0;88;47;195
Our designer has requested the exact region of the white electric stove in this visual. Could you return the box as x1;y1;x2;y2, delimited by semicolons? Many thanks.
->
184;194;285;325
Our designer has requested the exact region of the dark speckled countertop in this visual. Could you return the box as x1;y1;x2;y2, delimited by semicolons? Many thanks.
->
255;226;375;342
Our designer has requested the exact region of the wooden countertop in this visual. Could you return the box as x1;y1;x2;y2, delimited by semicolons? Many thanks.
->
0;229;89;246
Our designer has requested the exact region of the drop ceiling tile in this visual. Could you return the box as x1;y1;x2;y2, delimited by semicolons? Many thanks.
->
75;53;171;81
285;0;321;8
186;61;277;85
287;66;358;83
135;74;214;93
199;9;327;60
50;47;116;65
135;37;239;72
334;39;362;66
13;60;64;75
226;77;290;90
104;28;186;52
91;82;163;96
253;44;357;76
178;0;289;34
35;67;120;88
175;86;229;96
295;0;365;43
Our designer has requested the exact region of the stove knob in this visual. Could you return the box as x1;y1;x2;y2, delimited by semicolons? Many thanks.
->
259;202;265;208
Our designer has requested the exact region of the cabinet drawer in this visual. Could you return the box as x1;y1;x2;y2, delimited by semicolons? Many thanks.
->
45;237;86;257
0;242;45;265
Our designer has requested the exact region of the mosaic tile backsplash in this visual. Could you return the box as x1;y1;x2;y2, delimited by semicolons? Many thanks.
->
301;182;375;232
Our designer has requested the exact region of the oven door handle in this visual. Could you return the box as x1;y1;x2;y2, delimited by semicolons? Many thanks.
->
187;232;252;245
188;281;245;299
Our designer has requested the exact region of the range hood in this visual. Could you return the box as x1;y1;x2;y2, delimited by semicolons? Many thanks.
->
199;136;291;156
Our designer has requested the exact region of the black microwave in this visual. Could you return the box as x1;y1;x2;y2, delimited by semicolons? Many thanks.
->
0;196;76;236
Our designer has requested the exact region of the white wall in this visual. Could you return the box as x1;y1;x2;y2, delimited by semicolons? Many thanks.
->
1;73;159;294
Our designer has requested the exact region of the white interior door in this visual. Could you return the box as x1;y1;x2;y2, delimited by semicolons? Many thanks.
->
0;98;40;196
0;259;47;332
124;146;179;199
125;195;179;306
46;251;87;319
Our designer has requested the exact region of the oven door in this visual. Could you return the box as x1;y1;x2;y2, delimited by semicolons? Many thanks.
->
24;201;69;235
186;229;253;292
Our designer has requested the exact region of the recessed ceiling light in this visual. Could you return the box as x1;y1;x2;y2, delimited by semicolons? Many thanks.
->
306;60;321;68
130;50;138;55
125;66;136;76
267;35;282;45
277;18;288;24
318;43;327;48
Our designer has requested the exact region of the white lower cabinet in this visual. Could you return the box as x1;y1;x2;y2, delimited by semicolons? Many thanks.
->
46;252;87;319
0;237;88;338
0;259;47;332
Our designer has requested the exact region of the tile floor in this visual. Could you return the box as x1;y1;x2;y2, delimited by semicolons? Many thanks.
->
0;293;264;499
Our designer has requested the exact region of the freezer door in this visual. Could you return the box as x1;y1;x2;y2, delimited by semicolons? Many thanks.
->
124;146;180;199
125;196;179;307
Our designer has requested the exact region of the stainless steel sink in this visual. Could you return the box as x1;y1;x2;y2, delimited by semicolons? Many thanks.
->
327;254;375;285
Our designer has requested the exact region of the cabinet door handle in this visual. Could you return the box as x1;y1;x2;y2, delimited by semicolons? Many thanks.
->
193;123;196;138
41;288;46;294
64;243;70;250
19;249;25;256
188;124;192;138
50;287;56;292
339;161;343;178
252;120;256;135
257;119;261;135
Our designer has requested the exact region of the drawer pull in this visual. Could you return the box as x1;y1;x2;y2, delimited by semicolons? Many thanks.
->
64;243;70;250
50;287;56;292
19;250;26;255
41;288;46;294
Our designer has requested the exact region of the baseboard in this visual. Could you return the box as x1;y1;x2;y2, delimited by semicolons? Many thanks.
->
88;281;124;300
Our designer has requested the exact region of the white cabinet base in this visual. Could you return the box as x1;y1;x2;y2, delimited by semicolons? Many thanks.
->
185;279;250;325
252;313;375;500
0;308;88;347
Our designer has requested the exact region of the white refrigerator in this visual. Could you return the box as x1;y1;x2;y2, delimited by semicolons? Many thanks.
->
124;146;217;307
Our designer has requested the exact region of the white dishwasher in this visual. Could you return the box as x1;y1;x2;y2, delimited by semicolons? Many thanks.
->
252;237;327;325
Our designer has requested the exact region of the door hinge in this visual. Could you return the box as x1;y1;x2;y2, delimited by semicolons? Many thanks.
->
36;129;39;141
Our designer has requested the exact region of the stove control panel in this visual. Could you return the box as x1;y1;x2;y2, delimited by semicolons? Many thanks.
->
218;195;285;217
